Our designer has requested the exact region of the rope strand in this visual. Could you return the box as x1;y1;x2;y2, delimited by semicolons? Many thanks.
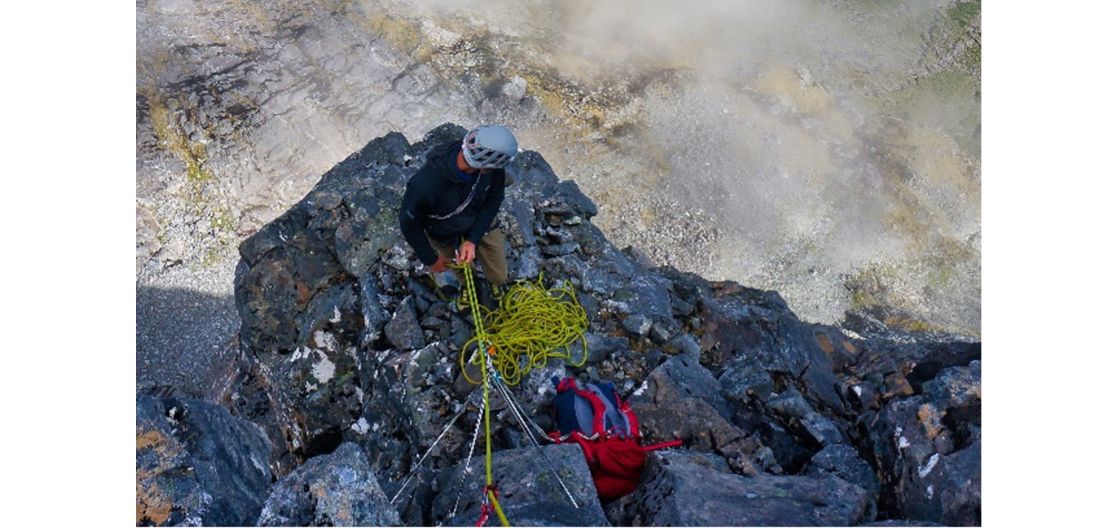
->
456;272;589;387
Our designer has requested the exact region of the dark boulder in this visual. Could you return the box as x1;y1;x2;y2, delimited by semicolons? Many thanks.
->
257;442;401;526
136;392;272;526
865;361;981;525
805;443;881;516
579;333;629;365
698;281;847;415
231;132;426;469
609;450;872;526
629;353;760;474
862;520;941;527
430;444;608;526
384;295;426;350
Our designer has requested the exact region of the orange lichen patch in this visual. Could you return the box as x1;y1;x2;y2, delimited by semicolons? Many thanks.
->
842;340;858;354
916;403;945;439
882;372;914;400
295;279;312;306
137;429;180;463
815;334;835;354
337;499;354;524
136;479;174;526
136;430;165;450
136;428;188;524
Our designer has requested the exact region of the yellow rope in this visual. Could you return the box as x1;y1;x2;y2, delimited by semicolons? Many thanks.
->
455;263;505;526
456;271;589;387
488;488;509;527
451;262;587;527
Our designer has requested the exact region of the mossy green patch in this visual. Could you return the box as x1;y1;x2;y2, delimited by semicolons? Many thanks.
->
949;1;981;29
200;243;227;269
209;207;236;232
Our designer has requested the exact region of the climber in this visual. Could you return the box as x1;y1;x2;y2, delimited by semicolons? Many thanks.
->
398;125;517;309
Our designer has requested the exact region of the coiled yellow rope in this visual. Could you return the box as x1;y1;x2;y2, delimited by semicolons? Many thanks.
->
448;262;587;527
455;268;589;387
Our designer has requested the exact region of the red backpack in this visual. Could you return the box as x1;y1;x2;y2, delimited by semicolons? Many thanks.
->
549;377;681;501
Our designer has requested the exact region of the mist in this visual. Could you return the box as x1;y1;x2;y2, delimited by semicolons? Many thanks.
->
137;0;980;335
379;0;981;334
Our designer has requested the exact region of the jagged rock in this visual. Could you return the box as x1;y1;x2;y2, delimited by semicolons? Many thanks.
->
805;443;880;514
553;180;598;218
230;128;470;469
629;353;758;471
579;333;629;365
604;272;674;324
922;359;981;410
800;411;847;446
813;326;864;371
735;412;817;474
697;281;847;415
224;124;981;524
844;308;981;393
358;273;390;345
928;439;981;526
514;357;571;416
663;333;701;357
430;444;608;526
541;242;580;257
848;380;880;412
649;322;673;344
385;295;425;350
609;450;871;526
257;443;400;526
136;392;272;526
862;520;941;527
865;362;982;525
766;389;815;419
541;255;590;287
621;313;652;338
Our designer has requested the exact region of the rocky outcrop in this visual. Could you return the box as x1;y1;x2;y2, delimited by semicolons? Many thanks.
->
220;123;981;525
629;352;766;475
257;442;400;526
430;444;609;527
864;361;981;525
607;450;872;526
136;391;272;526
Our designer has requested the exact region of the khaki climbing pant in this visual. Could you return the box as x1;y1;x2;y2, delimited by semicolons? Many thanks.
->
427;229;508;287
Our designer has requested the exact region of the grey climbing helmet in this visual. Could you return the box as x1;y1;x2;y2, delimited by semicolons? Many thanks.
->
461;125;518;169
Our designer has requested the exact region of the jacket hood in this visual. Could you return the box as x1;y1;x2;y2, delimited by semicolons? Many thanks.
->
427;140;467;183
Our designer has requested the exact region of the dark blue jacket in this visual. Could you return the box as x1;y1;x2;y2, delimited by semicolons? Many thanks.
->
398;141;506;265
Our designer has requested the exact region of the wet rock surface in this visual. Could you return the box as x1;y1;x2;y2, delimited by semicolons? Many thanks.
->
137;123;981;526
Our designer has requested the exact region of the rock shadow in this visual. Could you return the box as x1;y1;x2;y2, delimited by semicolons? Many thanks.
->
136;285;240;401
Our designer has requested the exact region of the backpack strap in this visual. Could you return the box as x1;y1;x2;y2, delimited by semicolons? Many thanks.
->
618;399;641;440
639;439;683;452
573;386;609;438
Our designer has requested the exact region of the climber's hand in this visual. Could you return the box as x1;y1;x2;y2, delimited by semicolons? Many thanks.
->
456;241;476;265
